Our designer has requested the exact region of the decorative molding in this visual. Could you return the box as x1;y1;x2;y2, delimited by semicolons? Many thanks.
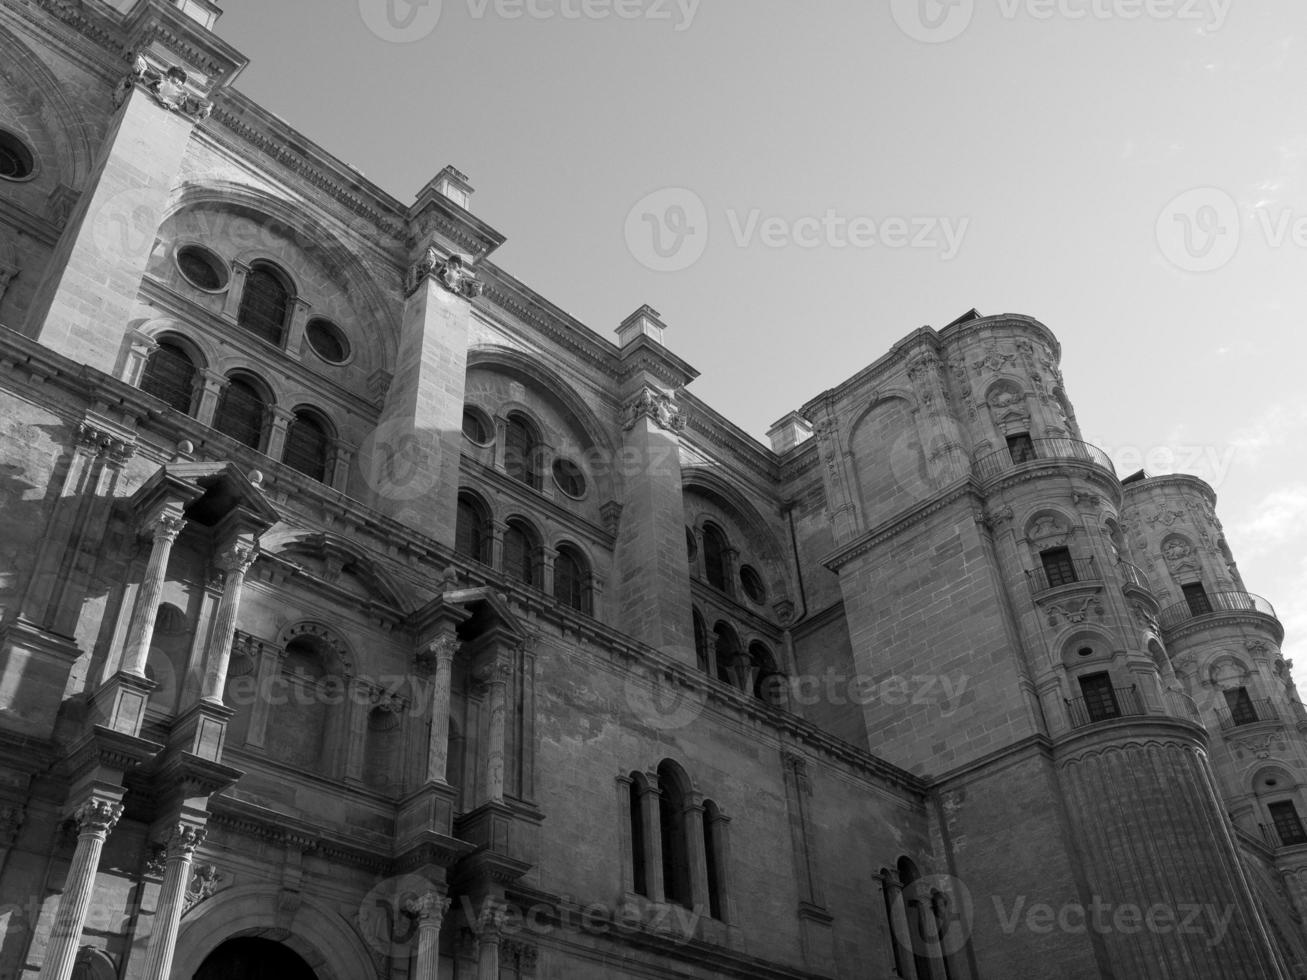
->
114;55;212;120
73;799;124;835
405;247;483;300
1045;595;1104;627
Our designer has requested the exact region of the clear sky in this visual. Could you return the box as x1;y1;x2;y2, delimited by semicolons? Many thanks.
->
215;0;1306;667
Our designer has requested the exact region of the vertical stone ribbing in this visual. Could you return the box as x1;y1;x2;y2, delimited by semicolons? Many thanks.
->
140;824;205;980
38;800;122;980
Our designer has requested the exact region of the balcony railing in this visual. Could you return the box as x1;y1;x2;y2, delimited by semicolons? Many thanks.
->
1065;684;1145;729
972;438;1117;482
1118;561;1153;592
1166;689;1202;724
1027;557;1099;595
1217;698;1280;731
1157;591;1279;631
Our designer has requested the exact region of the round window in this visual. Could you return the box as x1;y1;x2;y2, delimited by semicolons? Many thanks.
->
740;565;767;604
0;131;35;181
552;457;587;498
462;408;492;445
306;318;350;364
175;244;229;292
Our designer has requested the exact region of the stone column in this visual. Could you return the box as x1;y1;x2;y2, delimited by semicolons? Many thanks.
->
611;387;696;663
481;660;511;803
266;407;295;463
38;799;123;980
222;262;250;320
284;298;312;359
122;330;158;386
476;908;505;980
407;891;451;980
640;780;665;902
120;510;188;676
683;799;711;920
141;824;205;980
201;541;257;702
882;871;915;979
195;370;227;427
420;636;459;784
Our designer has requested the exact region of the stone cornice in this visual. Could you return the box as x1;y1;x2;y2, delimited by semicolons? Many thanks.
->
1122;472;1217;505
821;479;982;572
677;391;780;484
207;797;392;873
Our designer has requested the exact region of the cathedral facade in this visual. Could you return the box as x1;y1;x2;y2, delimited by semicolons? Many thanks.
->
0;3;1304;979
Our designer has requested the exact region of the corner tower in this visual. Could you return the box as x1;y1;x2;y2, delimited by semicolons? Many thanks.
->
803;313;1286;978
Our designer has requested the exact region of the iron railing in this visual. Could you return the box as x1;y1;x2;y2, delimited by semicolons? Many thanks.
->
972;437;1116;482
1158;591;1279;630
1027;557;1099;595
1118;561;1153;592
1166;689;1202;724
1217;698;1280;731
1065;684;1144;729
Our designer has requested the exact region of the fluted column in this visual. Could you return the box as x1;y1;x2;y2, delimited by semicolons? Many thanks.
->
38;800;123;980
684;799;711;918
407;891;451;980
200;541;257;702
419;635;459;784
481;659;511;803
476;907;505;980
141;823;206;980
640;780;665;902
121;510;188;676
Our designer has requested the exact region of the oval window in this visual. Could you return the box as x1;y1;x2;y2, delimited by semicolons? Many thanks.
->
0;131;35;181
552;457;587;498
306;318;350;364
175;244;229;292
462;408;492;445
740;565;767;604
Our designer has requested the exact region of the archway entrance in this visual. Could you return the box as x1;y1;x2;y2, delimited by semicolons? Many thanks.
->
194;938;318;980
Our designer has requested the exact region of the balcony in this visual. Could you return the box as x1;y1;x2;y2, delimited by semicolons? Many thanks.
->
972;437;1116;482
1157;591;1281;633
1118;561;1153;592
1065;684;1145;729
1027;557;1100;596
1217;698;1280;731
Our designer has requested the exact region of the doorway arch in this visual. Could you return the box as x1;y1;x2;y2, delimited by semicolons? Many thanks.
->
194;938;317;980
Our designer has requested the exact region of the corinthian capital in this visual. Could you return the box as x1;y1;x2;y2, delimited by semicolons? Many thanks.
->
405;891;452;925
623;386;686;433
417;634;460;673
215;541;258;577
73;800;124;835
167;824;207;858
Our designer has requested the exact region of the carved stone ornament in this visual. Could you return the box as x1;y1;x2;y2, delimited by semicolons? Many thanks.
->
115;56;213;120
982;505;1014;531
1231;732;1288;761
1028;516;1070;548
0;804;24;845
184;864;223;911
73;800;124;835
1045;596;1104;627
1161;536;1199;572
78;422;136;464
407;246;483;299
1146;508;1187;527
623;387;686;433
971;345;1018;376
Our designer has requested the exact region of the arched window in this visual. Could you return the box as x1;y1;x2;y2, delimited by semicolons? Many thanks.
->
657;761;693;909
0;131;36;181
629;773;649;897
212;375;270;450
554;544;591;614
703;523;730;592
139;339;198;414
714;623;741;688
456;493;491;564
237;262;293;346
897;857;936;980
503;518;540;587
504;413;543;490
282;409;331;482
693;610;710;673
749;642;784;705
703;799;727;920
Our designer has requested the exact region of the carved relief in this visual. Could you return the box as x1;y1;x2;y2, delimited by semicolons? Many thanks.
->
184;864;224;912
115;56;213;120
986;381;1030;427
406;247;483;299
948;358;977;420
1146;508;1187;527
1231;732;1288;761
1161;534;1199;574
623;387;686;433
971;345;1018;376
1027;515;1071;549
1045;596;1104;627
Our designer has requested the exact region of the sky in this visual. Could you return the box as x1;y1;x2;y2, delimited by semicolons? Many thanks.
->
214;0;1307;666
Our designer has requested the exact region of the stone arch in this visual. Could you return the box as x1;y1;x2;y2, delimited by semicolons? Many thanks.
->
1022;507;1075;549
982;376;1033;433
1251;764;1299;795
172;884;376;980
1207;653;1252;689
275;620;355;677
1058;628;1118;670
0;29;96;192
161;181;399;373
845;392;929;531
259;529;414;612
133;318;216;371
